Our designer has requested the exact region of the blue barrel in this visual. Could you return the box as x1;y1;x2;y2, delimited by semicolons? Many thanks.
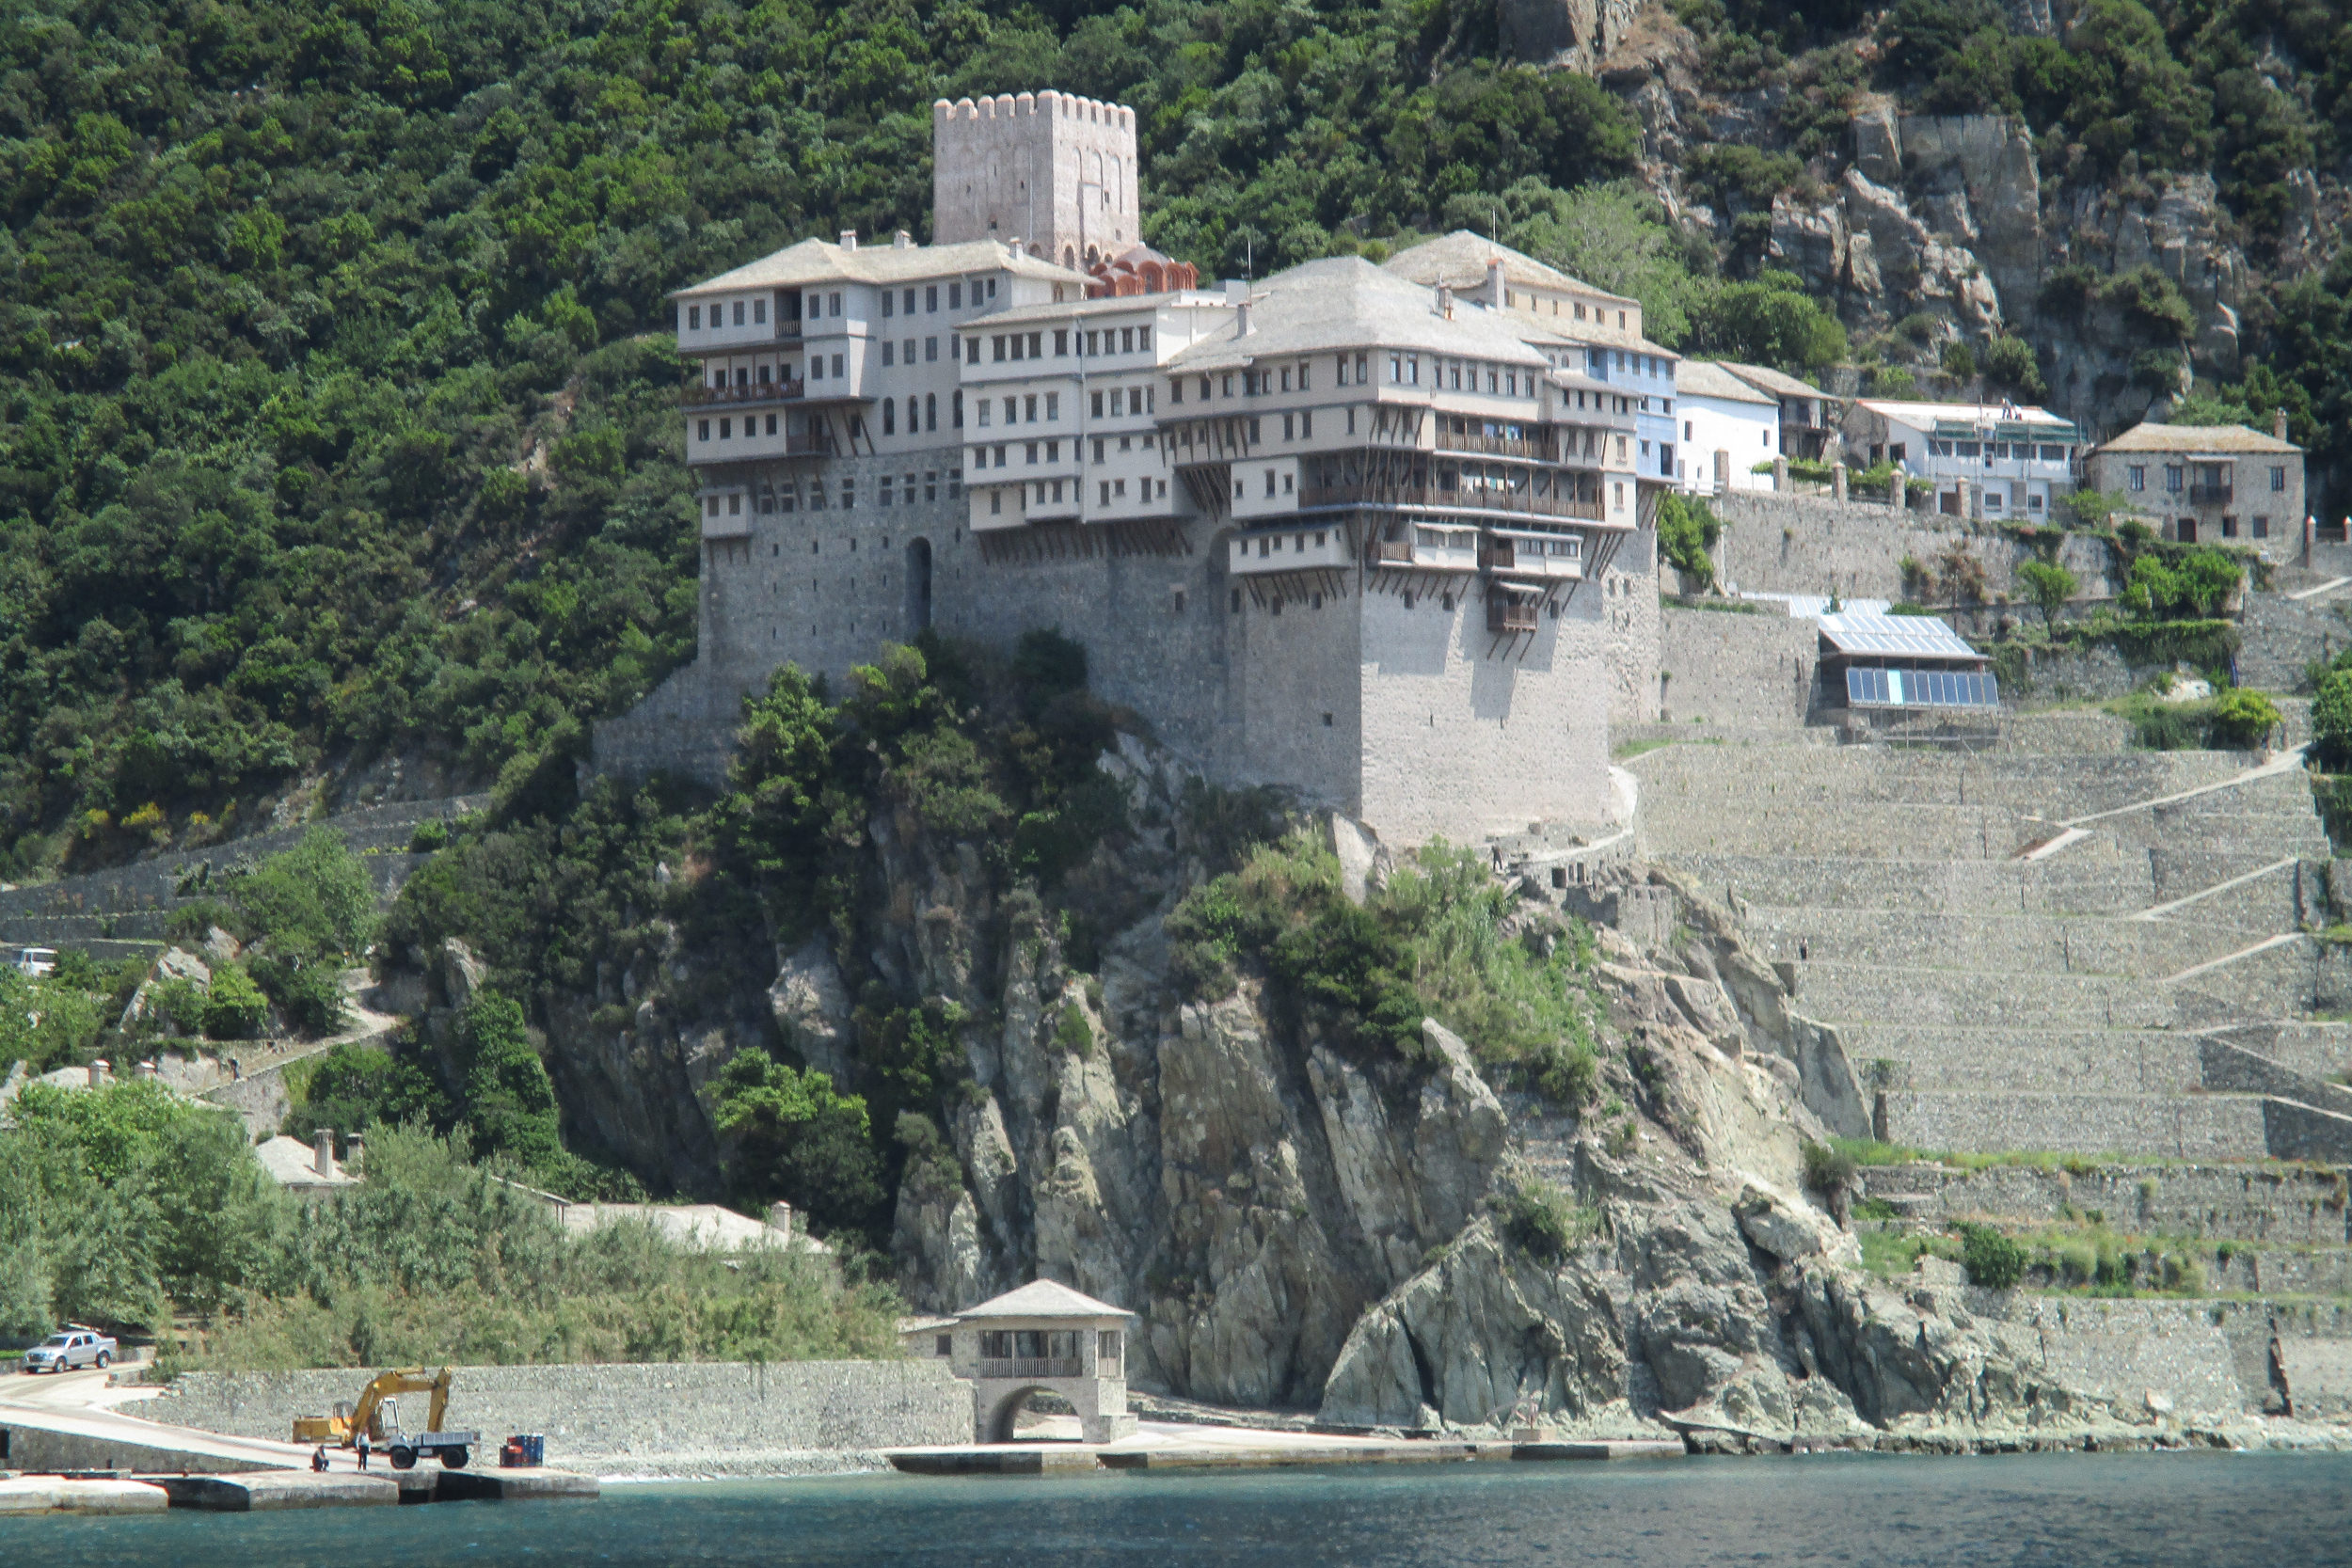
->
501;1433;547;1467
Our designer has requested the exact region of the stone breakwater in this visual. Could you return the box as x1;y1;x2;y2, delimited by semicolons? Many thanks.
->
142;1361;970;1478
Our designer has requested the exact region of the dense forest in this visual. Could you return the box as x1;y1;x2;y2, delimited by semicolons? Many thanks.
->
4;0;2343;875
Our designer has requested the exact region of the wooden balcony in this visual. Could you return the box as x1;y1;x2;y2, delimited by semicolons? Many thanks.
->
1368;541;1415;565
2188;483;2233;505
1486;598;1540;634
1434;432;1555;462
686;379;805;407
1479;538;1583;578
1298;483;1604;523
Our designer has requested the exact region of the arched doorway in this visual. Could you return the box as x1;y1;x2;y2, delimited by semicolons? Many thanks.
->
986;1386;1060;1444
904;537;933;632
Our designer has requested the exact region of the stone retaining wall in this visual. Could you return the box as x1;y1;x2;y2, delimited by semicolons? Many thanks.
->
1700;492;2119;605
144;1360;970;1474
1655;608;1817;729
1859;1159;2352;1244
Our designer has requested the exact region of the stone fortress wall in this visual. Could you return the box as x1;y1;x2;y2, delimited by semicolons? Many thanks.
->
1687;489;2119;606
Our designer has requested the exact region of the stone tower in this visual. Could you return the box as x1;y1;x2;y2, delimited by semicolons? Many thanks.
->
931;92;1140;272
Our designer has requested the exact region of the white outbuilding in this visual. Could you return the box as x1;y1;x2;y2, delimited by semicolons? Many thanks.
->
1673;361;1780;494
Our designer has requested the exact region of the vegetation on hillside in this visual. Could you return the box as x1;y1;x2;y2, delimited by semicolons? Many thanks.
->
0;1082;898;1360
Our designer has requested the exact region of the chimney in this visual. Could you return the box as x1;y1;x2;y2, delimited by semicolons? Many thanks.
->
767;1200;794;1242
2276;407;2290;441
312;1128;337;1180
893;230;913;249
1436;282;1454;319
87;1061;107;1088
346;1132;365;1177
838;230;857;250
1486;257;1506;309
1235;302;1252;337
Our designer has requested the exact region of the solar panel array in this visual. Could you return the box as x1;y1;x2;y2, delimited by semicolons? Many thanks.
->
1817;612;1979;660
1846;667;2001;709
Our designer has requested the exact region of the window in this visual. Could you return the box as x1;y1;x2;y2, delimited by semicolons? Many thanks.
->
1091;390;1104;419
903;289;914;314
1355;352;1368;384
841;480;855;509
2166;466;2184;493
831;354;843;378
828;292;841;316
1407;356;1419;385
925;337;937;362
2253;516;2270;538
719;417;731;438
1025;394;1037;422
1120;326;1134;353
1055;329;1069;356
1139;326;1152;351
926;392;937;432
1093;438;1104;463
1170;379;1184;404
991;491;1002;515
1296;361;1309;391
1027;333;1041;357
2129;466;2146;491
2273;466;2287;492
766;414;776;435
1248;416;1262;443
688;305;702;330
1100;481;1111;505
926;286;938;312
882;292;895;318
882;401;896;436
753;298;767;325
1300;410;1311;438
1010;335;1025;361
1025;441;1038;464
977;401;990;428
926;471;938;501
882;341;895;367
992;336;1006;362
949;282;962;309
880;474;894;503
732;301;744;326
696;419;709;441
1046;392;1059;420
952;390;963;428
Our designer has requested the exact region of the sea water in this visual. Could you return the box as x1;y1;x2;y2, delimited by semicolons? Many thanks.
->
8;1450;2351;1567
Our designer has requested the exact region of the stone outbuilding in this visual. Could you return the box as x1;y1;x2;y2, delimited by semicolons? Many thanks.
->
925;1279;1138;1444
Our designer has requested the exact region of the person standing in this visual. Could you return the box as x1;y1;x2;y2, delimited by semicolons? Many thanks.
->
356;1431;370;1470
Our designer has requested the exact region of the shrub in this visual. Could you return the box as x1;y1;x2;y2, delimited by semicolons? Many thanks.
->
1658;492;1724;587
2315;671;2352;768
1532;1037;1599;1106
1502;1178;1596;1264
1956;1222;2026;1289
1802;1138;1858;1196
1982;335;2047;399
1940;341;1977;381
1053;1001;1095;1057
712;1048;882;1235
2206;689;2281;751
201;963;270;1039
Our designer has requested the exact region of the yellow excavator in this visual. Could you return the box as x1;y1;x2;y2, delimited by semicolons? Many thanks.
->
292;1367;479;1469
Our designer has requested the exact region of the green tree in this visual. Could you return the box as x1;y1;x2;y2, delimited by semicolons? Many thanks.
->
202;963;271;1040
2016;561;2078;630
711;1051;883;1235
1657;493;1725;589
459;992;564;1174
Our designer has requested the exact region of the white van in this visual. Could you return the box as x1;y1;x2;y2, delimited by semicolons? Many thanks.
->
15;948;56;977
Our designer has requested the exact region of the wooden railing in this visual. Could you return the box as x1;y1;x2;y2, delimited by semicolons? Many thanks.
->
1433;432;1555;461
685;379;805;406
1368;541;1415;565
977;1357;1083;1380
2188;483;2233;504
1299;483;1604;522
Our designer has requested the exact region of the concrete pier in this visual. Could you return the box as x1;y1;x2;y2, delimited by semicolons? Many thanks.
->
0;1476;172;1514
887;1423;1689;1474
151;1471;402;1511
434;1466;601;1501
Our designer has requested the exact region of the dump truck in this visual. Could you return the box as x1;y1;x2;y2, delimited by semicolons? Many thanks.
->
292;1366;480;1469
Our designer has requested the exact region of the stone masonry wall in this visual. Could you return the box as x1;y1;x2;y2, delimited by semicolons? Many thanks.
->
142;1360;970;1475
1657;607;1818;727
1696;491;2118;606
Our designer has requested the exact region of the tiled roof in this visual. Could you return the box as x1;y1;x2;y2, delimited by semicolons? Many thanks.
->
1716;361;1831;402
1167;257;1550;372
2093;421;2300;455
1852;398;2075;435
1677;361;1777;405
964;292;1233;327
674;237;1091;298
1381;231;1635;305
955;1278;1135;1320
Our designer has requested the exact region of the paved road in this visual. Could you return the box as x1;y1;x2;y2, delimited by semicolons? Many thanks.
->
0;1360;358;1472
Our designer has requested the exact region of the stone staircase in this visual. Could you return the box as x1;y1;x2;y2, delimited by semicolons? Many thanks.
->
1631;717;2351;1164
